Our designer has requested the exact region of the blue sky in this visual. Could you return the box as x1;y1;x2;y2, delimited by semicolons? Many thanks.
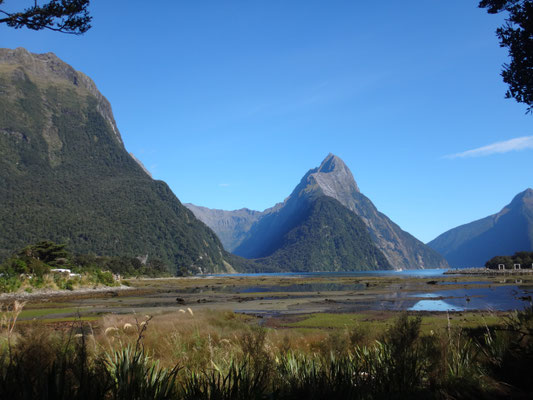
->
1;1;531;243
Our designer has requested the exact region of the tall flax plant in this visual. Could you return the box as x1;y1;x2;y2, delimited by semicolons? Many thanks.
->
371;314;439;398
274;314;441;400
477;305;533;394
276;352;363;399
181;360;268;400
105;345;180;400
180;326;271;399
104;317;180;400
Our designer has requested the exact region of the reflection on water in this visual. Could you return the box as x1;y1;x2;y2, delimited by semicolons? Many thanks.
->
408;285;533;312
410;300;463;312
207;268;449;278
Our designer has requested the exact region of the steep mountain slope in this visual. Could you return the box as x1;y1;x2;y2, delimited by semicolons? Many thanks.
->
0;47;233;273
428;189;533;267
253;196;391;272
232;154;447;269
184;204;262;252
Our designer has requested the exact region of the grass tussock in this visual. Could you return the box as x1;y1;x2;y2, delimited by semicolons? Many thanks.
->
0;305;532;399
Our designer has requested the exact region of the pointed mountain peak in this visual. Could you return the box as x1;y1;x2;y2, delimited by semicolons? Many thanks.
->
291;153;360;202
317;153;348;173
510;188;533;206
312;153;359;193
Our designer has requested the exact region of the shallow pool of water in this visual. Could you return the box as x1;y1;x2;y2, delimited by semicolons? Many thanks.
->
408;285;533;311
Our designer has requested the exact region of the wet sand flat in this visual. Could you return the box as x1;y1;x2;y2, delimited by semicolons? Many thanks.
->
7;271;533;324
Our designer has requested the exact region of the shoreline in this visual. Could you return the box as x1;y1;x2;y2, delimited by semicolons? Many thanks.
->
445;267;533;275
0;284;135;302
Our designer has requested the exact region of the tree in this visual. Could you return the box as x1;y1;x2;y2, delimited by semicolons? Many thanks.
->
17;240;70;266
479;0;533;113
0;0;91;34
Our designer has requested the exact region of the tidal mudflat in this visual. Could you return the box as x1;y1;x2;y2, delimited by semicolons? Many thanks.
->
9;269;533;331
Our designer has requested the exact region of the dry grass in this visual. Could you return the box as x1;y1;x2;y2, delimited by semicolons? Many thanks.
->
1;301;532;399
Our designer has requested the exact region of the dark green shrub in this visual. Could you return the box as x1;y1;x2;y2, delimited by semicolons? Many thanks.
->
0;276;22;292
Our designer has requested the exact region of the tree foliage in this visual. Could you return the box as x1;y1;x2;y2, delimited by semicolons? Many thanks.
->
0;61;231;275
485;251;533;268
0;240;172;288
479;0;533;113
0;0;91;34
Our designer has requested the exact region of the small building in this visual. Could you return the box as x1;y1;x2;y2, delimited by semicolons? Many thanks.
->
514;264;521;270
498;264;505;270
50;268;80;278
50;268;71;274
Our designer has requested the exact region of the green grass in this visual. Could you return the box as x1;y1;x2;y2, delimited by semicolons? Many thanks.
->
19;307;81;319
287;311;506;334
289;313;366;329
17;315;100;323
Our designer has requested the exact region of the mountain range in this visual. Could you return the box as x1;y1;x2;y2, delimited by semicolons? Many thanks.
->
0;47;236;274
2;47;529;274
428;188;533;267
187;154;449;270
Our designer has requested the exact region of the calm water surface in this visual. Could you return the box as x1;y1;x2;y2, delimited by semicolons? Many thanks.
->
207;268;449;278
204;269;533;312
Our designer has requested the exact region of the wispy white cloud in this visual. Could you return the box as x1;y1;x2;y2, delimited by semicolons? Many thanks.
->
218;183;230;187
445;136;533;159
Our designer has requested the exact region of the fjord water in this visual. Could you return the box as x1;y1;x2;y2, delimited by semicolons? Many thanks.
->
207;268;449;278
408;285;533;312
205;269;533;312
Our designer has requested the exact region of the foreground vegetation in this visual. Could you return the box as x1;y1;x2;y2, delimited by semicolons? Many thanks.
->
486;251;533;270
0;241;171;293
1;303;532;399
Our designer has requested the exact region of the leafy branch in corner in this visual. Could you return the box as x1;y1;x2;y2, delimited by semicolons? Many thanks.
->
479;0;533;113
0;0;91;34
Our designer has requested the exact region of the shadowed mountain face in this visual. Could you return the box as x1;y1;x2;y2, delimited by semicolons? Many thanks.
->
0;47;234;273
428;189;533;267
290;154;448;269
187;190;390;272
250;195;391;272
190;154;448;270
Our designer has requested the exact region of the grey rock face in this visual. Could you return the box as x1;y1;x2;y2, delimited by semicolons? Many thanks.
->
185;204;262;251
296;154;448;269
428;188;533;267
197;153;448;269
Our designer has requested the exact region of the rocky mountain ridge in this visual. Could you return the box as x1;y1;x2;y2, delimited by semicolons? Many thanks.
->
428;188;533;267
184;204;262;252
190;154;448;269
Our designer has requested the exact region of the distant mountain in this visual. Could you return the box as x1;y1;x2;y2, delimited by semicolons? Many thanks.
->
0;47;235;274
190;154;448;270
428;189;533;267
188;191;389;272
184;204;262;252
251;195;391;272
294;154;447;269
